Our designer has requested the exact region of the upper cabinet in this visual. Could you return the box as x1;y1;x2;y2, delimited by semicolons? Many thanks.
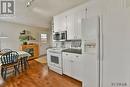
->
53;14;67;32
53;7;86;40
67;9;85;40
74;9;86;40
66;13;75;40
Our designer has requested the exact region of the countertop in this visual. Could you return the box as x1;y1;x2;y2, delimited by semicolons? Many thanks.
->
62;49;82;54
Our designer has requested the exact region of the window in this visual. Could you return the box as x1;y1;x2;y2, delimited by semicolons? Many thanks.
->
41;34;47;43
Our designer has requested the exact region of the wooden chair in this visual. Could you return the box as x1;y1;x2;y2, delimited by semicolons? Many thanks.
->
1;51;20;80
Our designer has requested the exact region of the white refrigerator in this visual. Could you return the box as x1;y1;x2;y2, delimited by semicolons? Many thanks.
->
82;9;130;87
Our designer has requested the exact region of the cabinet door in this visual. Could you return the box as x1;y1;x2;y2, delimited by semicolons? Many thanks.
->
66;14;75;40
53;16;60;32
62;52;72;77
74;9;85;40
59;15;67;31
71;54;82;81
53;15;67;32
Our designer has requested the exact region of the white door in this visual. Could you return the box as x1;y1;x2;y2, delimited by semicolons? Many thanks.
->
102;9;130;87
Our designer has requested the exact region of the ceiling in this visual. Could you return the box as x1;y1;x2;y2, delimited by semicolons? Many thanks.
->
0;0;87;28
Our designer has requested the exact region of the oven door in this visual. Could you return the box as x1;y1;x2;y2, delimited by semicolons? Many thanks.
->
49;52;62;68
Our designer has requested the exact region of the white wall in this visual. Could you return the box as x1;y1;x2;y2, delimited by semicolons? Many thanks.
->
0;20;51;56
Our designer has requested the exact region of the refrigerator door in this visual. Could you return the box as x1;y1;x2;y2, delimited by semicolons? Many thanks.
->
81;16;100;87
102;9;130;87
81;17;100;54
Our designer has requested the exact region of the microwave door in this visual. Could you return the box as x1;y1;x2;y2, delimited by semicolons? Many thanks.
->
61;33;65;39
60;32;67;41
53;33;60;40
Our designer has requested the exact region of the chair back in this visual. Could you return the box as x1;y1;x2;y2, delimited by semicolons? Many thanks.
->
1;49;12;53
1;51;19;65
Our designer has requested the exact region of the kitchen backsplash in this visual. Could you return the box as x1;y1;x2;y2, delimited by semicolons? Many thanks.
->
52;40;81;49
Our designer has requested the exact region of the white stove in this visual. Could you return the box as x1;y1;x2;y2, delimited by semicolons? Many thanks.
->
47;48;65;74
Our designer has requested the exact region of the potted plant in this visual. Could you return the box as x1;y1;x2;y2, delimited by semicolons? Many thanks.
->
19;35;28;45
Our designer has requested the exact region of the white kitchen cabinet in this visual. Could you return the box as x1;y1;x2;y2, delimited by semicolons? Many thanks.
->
71;53;82;81
66;9;85;40
53;6;85;40
62;52;82;81
74;9;86;40
66;14;75;40
62;52;72;77
53;16;60;32
53;14;67;32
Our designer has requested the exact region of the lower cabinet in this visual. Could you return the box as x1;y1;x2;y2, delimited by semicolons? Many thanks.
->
62;52;82;81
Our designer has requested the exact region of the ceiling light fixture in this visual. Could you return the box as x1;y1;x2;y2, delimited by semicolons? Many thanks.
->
26;0;34;7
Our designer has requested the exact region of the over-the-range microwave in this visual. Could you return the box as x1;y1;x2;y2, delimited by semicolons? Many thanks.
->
53;31;67;41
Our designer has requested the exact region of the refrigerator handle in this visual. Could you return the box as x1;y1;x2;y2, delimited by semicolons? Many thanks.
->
99;15;104;87
99;15;104;61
